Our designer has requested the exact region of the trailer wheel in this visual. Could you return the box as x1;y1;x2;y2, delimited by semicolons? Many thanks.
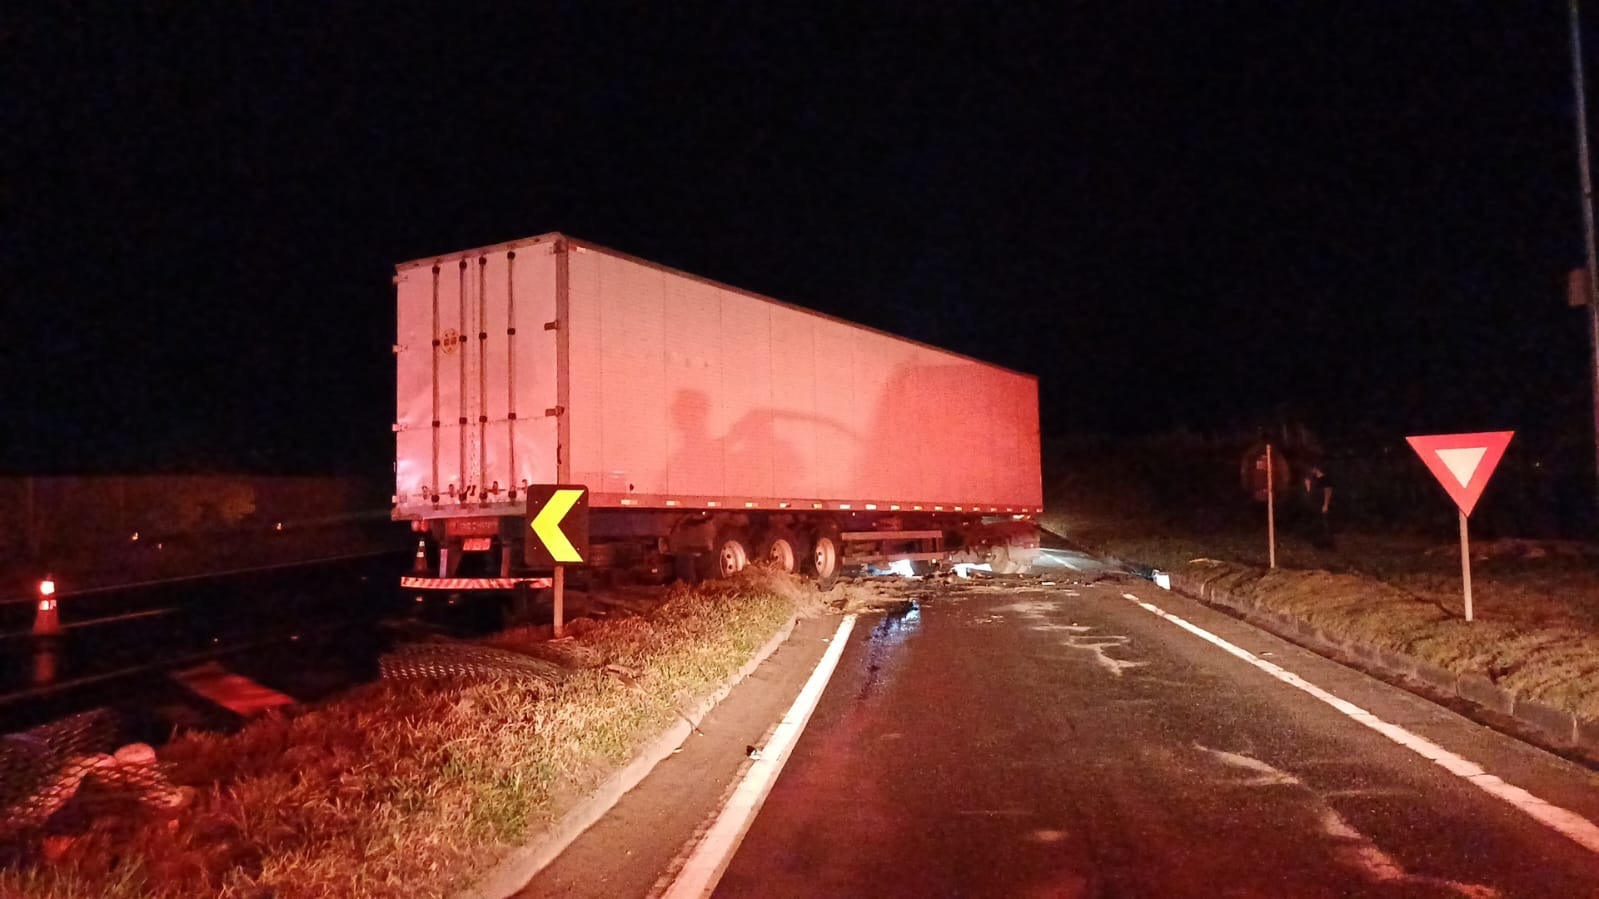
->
757;529;803;574
708;529;750;579
808;532;841;590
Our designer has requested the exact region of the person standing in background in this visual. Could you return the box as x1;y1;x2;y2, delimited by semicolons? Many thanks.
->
1303;461;1334;549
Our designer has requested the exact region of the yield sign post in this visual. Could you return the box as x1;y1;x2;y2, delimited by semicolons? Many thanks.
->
525;485;590;637
1405;432;1514;622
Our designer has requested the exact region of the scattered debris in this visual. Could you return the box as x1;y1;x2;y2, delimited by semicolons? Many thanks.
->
1;714;189;856
379;642;567;686
604;663;643;686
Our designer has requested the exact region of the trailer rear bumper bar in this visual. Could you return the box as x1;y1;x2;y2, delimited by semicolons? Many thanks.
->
400;576;553;591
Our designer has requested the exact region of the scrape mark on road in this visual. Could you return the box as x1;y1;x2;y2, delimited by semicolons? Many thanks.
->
1321;807;1500;898
1195;745;1499;897
1067;635;1149;677
997;598;1060;617
1032;623;1092;634
997;596;1148;676
1195;744;1300;786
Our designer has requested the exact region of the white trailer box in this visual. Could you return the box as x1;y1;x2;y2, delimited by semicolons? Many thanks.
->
394;234;1042;523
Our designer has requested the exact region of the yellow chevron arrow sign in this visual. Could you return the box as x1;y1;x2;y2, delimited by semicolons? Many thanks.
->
525;485;589;566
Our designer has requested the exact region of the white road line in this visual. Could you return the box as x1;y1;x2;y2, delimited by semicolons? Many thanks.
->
1122;592;1599;855
661;615;858;899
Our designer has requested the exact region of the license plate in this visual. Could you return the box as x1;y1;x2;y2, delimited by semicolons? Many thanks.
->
461;537;492;552
445;517;500;537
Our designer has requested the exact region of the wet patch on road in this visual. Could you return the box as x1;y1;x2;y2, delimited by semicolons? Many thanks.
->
857;601;921;700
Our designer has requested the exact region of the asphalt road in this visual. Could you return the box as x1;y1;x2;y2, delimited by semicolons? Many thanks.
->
529;572;1599;898
715;578;1599;898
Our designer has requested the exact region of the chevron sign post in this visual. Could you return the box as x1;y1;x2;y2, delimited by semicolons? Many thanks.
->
1405;431;1514;622
525;485;590;637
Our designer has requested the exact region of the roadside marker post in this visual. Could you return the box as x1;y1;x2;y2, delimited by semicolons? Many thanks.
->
524;485;590;639
1248;444;1281;569
1266;443;1277;569
1405;431;1515;622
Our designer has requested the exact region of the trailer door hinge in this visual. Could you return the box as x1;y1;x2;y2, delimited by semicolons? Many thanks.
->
544;405;565;417
543;320;559;331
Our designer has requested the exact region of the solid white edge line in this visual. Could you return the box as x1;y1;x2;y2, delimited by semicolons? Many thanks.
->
661;614;859;899
1120;592;1599;855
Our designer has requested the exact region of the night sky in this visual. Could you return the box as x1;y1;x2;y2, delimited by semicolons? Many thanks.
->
8;3;1598;475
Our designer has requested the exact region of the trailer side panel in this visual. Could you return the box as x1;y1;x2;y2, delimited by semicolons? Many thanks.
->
564;244;1042;511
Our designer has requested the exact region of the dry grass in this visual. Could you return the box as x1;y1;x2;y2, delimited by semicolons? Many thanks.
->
1076;516;1599;720
0;574;802;899
1045;444;1599;720
1189;559;1599;719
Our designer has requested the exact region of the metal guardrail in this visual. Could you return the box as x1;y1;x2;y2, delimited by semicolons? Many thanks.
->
0;547;401;607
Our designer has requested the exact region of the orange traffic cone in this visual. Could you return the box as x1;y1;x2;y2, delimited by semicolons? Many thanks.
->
31;641;59;686
33;576;61;637
413;539;428;574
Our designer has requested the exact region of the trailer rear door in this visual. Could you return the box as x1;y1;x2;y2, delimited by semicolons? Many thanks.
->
394;239;561;518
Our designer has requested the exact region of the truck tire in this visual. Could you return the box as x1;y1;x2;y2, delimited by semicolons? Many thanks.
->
808;532;841;590
757;529;803;574
707;529;750;579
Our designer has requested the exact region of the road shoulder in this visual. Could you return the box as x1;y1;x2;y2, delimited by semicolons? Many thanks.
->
492;614;839;899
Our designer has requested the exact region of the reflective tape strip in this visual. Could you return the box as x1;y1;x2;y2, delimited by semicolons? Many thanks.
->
400;576;553;590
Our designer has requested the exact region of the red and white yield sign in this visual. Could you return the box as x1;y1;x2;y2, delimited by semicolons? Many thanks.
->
1405;431;1514;516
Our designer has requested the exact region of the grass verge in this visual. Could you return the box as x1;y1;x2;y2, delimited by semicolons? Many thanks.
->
1056;512;1599;721
1;572;813;899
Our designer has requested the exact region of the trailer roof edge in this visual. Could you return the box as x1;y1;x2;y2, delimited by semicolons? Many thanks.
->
395;232;1039;381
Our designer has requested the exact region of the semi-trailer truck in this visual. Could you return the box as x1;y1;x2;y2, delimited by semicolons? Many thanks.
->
393;233;1042;590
